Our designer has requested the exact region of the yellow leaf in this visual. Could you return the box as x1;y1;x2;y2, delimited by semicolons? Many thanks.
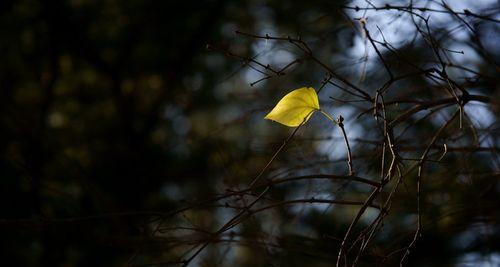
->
264;87;320;127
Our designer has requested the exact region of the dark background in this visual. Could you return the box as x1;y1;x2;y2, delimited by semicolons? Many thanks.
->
0;0;499;266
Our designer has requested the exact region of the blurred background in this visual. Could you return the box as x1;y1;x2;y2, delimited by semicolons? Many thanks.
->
0;0;499;266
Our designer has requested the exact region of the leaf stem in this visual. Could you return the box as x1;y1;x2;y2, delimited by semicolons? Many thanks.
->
320;109;337;124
